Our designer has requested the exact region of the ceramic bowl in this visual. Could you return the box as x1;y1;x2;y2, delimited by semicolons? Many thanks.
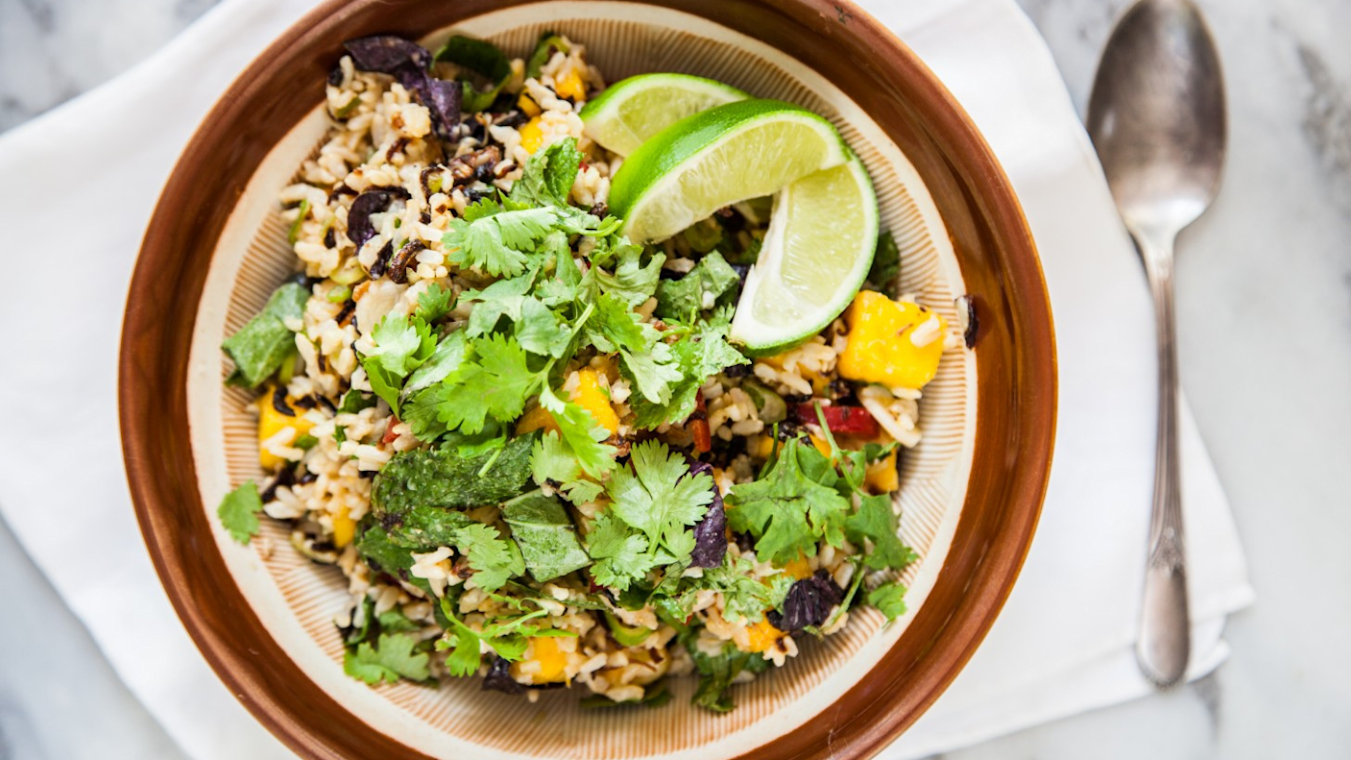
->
120;1;1056;758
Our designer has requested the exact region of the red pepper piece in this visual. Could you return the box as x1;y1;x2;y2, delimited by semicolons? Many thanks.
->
792;403;880;437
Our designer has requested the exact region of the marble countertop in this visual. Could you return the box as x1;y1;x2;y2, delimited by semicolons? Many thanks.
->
2;0;1349;757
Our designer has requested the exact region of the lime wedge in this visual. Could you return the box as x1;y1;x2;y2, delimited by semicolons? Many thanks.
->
608;99;849;244
730;156;878;355
581;73;748;156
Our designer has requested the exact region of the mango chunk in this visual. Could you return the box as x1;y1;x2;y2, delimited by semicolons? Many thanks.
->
744;618;784;653
837;291;946;389
515;404;561;437
517;92;541;117
519;117;544;154
779;554;814;581
511;636;569;684
332;505;356;548
865;450;900;493
574;368;620;435
555;68;586;101
257;391;315;469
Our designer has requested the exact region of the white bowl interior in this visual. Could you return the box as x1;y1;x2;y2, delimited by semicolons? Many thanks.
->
187;3;977;758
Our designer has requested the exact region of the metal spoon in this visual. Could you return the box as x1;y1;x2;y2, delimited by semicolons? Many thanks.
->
1086;0;1226;689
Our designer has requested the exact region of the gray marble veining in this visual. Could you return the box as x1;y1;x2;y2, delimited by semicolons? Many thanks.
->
1;0;1349;758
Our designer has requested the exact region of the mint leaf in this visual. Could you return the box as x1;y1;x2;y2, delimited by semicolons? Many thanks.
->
216;480;264;544
510;137;582;208
221;280;308;388
500;490;592;582
864;230;900;295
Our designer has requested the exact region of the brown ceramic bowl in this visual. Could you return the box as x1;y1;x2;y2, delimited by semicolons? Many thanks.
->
120;0;1055;757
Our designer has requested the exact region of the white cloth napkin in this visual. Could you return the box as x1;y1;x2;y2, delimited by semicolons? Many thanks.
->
0;0;1253;758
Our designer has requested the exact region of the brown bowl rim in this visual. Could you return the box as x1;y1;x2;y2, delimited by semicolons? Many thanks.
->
119;0;1057;758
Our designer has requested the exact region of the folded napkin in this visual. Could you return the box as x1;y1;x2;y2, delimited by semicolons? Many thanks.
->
0;0;1253;758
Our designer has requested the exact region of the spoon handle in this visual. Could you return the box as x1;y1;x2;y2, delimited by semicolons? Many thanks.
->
1134;230;1191;688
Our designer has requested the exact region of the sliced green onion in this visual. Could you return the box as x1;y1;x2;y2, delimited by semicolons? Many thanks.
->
327;284;352;303
333;95;361;119
287;198;311;245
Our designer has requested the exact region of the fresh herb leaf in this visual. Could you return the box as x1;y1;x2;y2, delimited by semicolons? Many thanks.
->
530;430;605;504
403;330;468;398
594;243;665;307
384;504;475;549
343;632;430;685
433;35;512;112
687;641;765;713
537;386;617;480
500;490;592;582
586;511;656;591
430;334;539;434
370;434;534;517
216;480;264;544
338;389;377;414
221;280;309;388
443;198;558;278
865;231;900;295
605;440;713;562
525;33;569;80
725;438;851;565
414;282;455;323
287;198;311;245
589;293;681;405
654;251;740;321
510;138;582;209
366;314;437;377
629;319;748;429
453;522;520;592
845;494;918;572
867;580;908;622
376;608;422;634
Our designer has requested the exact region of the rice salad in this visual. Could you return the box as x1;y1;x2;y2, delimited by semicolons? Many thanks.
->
214;31;966;712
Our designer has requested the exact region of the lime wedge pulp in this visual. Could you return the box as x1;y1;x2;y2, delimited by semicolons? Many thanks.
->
729;156;879;355
608;99;850;244
580;73;748;157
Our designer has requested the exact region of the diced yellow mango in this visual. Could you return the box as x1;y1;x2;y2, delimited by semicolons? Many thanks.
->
517;92;541;117
332;505;356;548
257;391;315;470
780;554;814;581
749;434;776;460
515;404;560;437
519;117;544;154
574;368;619;435
555;68;586;101
511;636;568;684
744;619;783;653
808;434;833;460
865;451;900;493
837;291;947;389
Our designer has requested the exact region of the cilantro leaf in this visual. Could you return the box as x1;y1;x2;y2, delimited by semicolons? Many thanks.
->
414;282;455;323
594;244;665;307
509;137;582;208
403;330;468;399
433;334;538;434
725;438;851;565
697;554;790;623
216;480;264;544
453;522;519;592
343;633;431;685
366;314;436;377
655;251;740;320
605;440;713;559
630;320;749;429
846;494;918;572
538;386;617;480
443;198;557;278
867;580;908;622
589;293;681;405
530;430;605;504
686;640;766;713
586;512;655;591
361;358;405;416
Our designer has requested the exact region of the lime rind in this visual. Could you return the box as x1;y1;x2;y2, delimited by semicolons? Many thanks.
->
730;154;879;356
580;73;748;156
610;99;850;243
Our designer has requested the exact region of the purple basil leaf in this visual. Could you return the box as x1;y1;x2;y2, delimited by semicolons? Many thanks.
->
347;188;409;251
397;70;462;139
344;35;431;75
481;657;524;694
688;461;728;568
768;570;843;632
